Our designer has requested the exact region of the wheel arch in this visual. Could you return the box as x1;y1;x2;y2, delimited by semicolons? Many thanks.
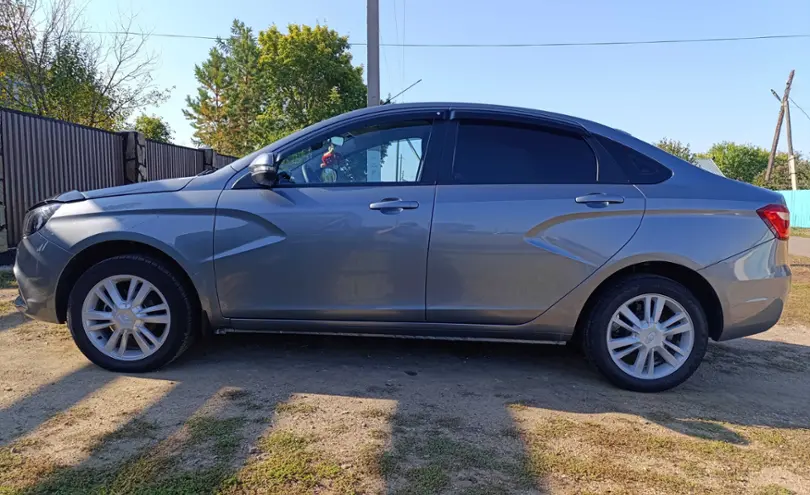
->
55;240;203;327
573;260;724;343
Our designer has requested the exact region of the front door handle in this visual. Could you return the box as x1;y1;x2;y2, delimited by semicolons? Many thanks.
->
575;193;625;205
369;198;420;211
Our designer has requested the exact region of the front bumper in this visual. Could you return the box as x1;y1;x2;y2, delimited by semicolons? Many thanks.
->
13;231;72;324
699;238;791;341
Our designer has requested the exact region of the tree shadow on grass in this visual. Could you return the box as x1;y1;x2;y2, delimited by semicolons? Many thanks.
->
4;331;810;493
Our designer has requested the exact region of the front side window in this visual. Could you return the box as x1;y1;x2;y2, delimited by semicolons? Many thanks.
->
452;122;597;184
278;121;432;186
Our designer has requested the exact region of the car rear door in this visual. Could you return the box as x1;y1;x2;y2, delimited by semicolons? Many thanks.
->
214;112;445;322
426;116;645;325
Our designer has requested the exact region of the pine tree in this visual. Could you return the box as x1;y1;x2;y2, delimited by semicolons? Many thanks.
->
183;47;230;153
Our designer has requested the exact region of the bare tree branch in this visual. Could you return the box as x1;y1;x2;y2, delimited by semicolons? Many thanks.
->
0;0;167;129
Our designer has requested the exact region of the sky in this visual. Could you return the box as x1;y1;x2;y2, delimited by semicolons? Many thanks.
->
82;0;810;155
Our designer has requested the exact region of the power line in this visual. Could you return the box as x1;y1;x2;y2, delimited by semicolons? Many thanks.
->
377;33;810;48
79;30;219;40
791;97;810;123
75;30;810;48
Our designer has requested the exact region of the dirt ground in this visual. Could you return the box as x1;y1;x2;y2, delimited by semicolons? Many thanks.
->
2;265;810;494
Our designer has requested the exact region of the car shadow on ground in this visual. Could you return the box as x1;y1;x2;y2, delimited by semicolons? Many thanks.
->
5;331;810;493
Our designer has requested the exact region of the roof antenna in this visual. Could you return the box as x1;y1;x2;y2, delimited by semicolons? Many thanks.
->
381;78;422;105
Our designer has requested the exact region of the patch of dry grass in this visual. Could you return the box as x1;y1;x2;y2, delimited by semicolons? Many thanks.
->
791;227;810;238
511;409;810;495
782;255;810;325
274;401;318;416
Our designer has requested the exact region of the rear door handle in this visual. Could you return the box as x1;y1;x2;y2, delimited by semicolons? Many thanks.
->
369;198;420;211
575;193;625;205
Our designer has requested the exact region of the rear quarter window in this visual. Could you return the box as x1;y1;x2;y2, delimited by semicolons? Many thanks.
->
452;122;598;184
597;136;673;184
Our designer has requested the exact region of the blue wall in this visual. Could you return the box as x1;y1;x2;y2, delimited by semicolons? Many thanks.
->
778;190;810;228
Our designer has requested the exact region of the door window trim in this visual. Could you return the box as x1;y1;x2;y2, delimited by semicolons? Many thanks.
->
231;112;446;190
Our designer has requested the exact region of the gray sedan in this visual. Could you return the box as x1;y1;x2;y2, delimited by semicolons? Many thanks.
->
14;102;791;392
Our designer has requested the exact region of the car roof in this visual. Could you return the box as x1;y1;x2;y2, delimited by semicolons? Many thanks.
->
336;101;586;126
231;101;670;175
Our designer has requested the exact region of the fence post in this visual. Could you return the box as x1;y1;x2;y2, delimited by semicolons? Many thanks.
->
201;147;214;171
0;114;6;253
119;131;147;183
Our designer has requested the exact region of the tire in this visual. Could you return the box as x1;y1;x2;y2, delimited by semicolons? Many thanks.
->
67;254;197;372
582;274;709;392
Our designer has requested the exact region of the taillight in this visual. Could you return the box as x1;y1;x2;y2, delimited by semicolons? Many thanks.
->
757;204;790;240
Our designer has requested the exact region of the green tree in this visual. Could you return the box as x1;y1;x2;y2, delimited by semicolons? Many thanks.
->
700;142;769;183
183;46;230;152
255;24;366;144
655;138;696;164
185;21;366;155
752;152;810;190
222;20;264;155
184;21;264;156
134;114;173;143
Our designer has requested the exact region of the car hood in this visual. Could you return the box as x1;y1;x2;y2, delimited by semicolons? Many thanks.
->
51;177;194;203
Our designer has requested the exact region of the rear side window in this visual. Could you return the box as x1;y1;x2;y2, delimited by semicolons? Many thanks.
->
452;122;597;184
597;136;672;184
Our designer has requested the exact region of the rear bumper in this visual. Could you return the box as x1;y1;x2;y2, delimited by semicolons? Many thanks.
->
13;232;72;324
699;239;790;341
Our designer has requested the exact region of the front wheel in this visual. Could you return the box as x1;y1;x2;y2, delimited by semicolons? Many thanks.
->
67;254;197;372
582;274;709;392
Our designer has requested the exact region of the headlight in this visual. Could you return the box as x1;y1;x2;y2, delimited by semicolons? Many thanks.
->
22;204;60;237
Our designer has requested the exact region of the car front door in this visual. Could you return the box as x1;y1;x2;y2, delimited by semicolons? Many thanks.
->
214;116;443;322
426;118;645;325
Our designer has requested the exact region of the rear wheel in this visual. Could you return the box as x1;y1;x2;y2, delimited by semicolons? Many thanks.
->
582;274;709;392
67;255;197;372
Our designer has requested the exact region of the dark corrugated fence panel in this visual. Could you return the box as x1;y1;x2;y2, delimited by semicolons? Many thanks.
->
0;109;241;249
1;110;123;247
145;141;205;180
214;153;238;169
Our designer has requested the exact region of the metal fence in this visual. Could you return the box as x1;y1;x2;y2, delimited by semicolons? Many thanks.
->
214;152;238;169
779;190;810;228
0;107;240;249
0;110;124;248
146;140;206;180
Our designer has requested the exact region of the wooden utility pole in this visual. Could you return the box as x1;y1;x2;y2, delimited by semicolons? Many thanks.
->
771;87;798;190
766;69;795;182
785;98;798;190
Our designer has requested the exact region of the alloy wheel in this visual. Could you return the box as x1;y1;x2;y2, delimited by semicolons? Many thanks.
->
81;275;171;361
606;293;695;380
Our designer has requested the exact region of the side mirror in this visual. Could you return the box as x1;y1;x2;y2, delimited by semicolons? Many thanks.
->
249;152;278;187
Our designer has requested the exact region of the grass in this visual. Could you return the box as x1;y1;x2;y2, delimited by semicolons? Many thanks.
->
222;431;359;494
359;407;394;420
377;410;535;494
0;271;16;290
3;253;810;494
0;414;249;495
512;412;810;495
781;255;810;325
791;227;810;238
186;415;246;457
106;417;160;441
0;298;17;315
757;485;797;495
273;402;318;415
